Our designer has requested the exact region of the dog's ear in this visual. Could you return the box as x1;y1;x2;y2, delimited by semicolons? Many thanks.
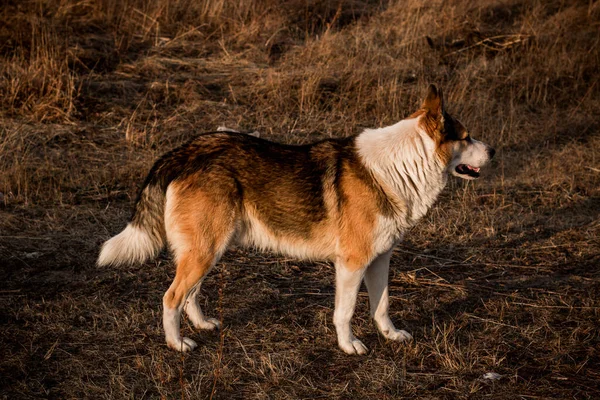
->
422;84;445;118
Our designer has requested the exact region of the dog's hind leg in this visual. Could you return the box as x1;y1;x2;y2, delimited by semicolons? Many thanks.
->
184;281;220;331
364;248;412;343
162;184;236;352
163;251;218;352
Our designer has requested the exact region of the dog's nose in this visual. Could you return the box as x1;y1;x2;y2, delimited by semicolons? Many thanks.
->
487;147;496;159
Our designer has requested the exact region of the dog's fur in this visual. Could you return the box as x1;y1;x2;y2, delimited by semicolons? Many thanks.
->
98;85;494;354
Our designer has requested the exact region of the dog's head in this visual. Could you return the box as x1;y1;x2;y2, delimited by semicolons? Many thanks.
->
416;84;495;180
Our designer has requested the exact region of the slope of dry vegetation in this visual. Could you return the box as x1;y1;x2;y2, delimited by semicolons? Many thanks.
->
1;0;599;398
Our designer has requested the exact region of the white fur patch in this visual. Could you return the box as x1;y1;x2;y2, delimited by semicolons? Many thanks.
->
372;214;401;255
97;223;160;266
217;126;260;137
237;210;336;260
356;117;447;225
334;264;368;355
164;186;188;262
364;248;412;342
163;302;198;352
184;283;221;330
448;138;492;180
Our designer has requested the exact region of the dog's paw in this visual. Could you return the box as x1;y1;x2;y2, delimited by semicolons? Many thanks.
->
384;328;413;342
339;338;368;355
195;317;221;331
167;336;198;352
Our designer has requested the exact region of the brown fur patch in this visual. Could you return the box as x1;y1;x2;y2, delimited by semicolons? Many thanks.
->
163;180;237;309
411;109;451;165
139;131;399;280
336;160;379;271
412;85;470;167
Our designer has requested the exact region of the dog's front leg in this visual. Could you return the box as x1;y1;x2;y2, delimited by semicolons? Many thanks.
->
364;248;412;343
333;261;368;355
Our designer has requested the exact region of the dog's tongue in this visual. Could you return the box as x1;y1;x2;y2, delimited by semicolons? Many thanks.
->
457;164;480;174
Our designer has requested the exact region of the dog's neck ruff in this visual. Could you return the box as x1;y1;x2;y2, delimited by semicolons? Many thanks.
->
356;117;447;227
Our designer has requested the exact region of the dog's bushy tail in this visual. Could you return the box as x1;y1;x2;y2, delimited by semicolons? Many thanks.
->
97;183;166;266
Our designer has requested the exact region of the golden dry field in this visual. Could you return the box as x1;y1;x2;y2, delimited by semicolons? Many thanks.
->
1;0;599;398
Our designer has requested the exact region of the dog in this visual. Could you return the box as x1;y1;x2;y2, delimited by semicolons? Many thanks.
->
97;85;495;354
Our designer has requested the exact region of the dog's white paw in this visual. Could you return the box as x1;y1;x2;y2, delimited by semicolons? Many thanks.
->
195;317;221;330
167;336;198;352
384;328;413;342
339;338;368;355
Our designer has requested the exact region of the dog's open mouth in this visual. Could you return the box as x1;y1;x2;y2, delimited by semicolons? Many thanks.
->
455;164;481;178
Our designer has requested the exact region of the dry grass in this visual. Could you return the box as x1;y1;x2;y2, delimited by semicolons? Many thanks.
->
1;0;599;398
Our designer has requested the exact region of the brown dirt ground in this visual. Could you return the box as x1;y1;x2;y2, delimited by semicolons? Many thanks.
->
1;0;599;399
